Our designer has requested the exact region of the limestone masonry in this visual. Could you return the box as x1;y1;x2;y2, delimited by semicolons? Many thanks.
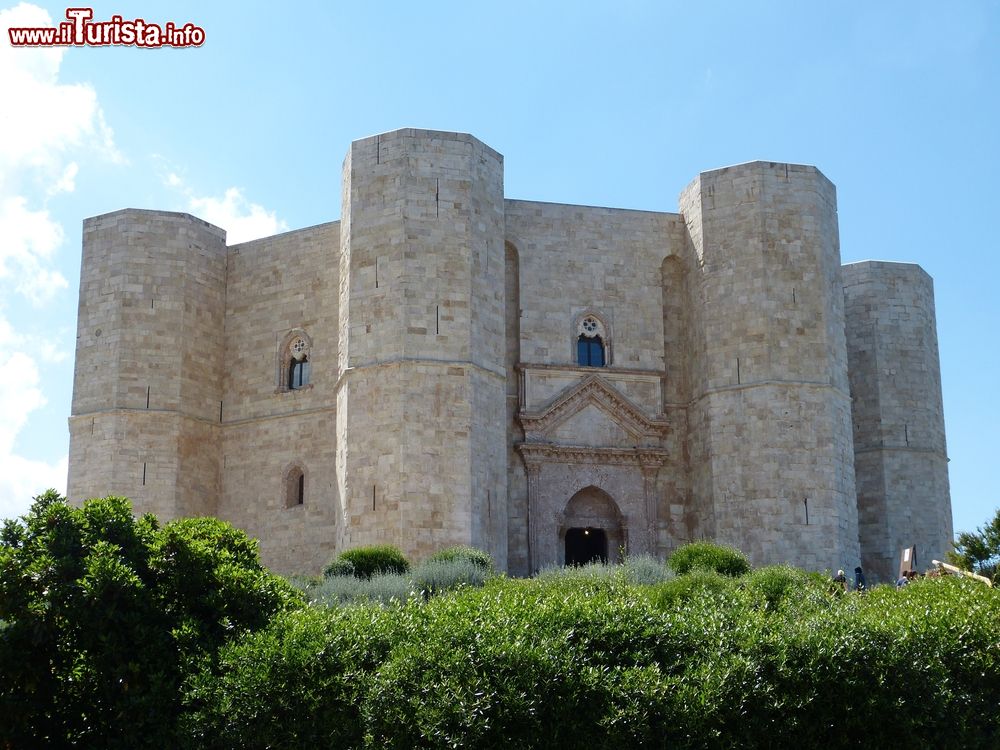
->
67;128;953;581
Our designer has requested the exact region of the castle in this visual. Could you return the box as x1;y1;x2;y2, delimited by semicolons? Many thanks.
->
67;128;953;581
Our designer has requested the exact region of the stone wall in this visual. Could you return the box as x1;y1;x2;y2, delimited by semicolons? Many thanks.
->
68;209;226;520
680;162;860;572
336;129;509;564
843;261;953;581
217;221;341;573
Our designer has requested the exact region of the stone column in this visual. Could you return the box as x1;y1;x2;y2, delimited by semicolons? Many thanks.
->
640;460;661;556
524;458;543;574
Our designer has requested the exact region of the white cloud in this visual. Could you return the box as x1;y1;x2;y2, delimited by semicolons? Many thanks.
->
189;187;288;244
164;172;288;244
0;3;121;519
0;196;68;303
0;347;68;520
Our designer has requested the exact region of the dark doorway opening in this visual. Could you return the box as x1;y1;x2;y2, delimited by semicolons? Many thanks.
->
565;527;608;565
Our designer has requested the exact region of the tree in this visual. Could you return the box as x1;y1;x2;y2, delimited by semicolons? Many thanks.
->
0;491;301;748
949;507;1000;583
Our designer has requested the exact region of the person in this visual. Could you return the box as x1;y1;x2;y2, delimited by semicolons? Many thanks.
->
833;569;848;592
896;571;909;588
854;566;867;591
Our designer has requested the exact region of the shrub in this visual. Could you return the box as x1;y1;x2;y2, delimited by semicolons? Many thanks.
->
323;557;356;578
362;573;415;604
427;544;494;572
741;564;814;611
646;568;738;607
535;560;616;584
183;605;402;748
412;557;489;595
182;568;1000;749
667;540;750;577
325;544;410;579
0;491;299;749
308;572;414;607
621;554;673;585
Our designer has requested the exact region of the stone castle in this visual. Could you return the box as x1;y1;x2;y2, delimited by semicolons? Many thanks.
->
67;128;953;581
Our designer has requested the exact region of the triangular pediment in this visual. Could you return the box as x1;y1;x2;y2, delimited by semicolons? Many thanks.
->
519;374;668;444
550;403;632;448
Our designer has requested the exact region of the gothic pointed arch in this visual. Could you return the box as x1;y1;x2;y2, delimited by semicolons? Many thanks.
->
573;310;611;367
277;328;313;392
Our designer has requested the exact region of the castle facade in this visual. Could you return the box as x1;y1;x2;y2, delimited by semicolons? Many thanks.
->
67;128;953;581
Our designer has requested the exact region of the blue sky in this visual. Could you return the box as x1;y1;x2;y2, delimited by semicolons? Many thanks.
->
1;1;997;539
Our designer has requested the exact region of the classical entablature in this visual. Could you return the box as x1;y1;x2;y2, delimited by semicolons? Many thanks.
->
517;443;669;468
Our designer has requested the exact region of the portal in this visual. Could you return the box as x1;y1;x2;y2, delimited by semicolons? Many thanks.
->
565;527;608;566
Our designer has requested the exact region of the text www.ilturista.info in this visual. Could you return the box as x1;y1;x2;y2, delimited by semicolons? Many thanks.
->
8;7;205;48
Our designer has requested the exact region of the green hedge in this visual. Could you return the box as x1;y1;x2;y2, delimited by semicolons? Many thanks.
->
666;540;751;577
324;545;410;579
427;545;494;572
183;573;1000;749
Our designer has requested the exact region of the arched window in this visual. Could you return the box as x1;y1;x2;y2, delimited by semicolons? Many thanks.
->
278;330;313;392
576;314;607;367
285;465;305;508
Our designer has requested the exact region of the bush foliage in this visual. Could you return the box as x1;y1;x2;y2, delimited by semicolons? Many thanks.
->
0;491;300;749
427;544;494;572
325;544;410;579
186;571;1000;749
411;557;489;595
5;498;997;749
666;540;751;577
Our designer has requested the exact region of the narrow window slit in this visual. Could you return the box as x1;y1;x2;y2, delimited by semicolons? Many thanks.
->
142;462;147;486
145;386;150;409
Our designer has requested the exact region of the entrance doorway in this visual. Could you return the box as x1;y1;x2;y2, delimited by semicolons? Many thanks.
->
565;527;608;565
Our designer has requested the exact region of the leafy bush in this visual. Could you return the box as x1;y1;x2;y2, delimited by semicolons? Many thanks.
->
325;544;410;579
741;564;815;611
667;540;751;577
412;557;489;595
362;573;415;604
0;491;300;749
535;560;616;584
185;571;1000;749
427;544;494;572
646;568;738;607
621;554;672;585
308;572;414;607
323;557;356;578
183;605;401;748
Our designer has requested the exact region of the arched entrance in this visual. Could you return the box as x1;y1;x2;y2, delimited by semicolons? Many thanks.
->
560;486;626;565
565;527;608;565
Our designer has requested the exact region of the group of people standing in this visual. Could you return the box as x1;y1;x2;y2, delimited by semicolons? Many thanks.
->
832;567;867;592
832;566;921;591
